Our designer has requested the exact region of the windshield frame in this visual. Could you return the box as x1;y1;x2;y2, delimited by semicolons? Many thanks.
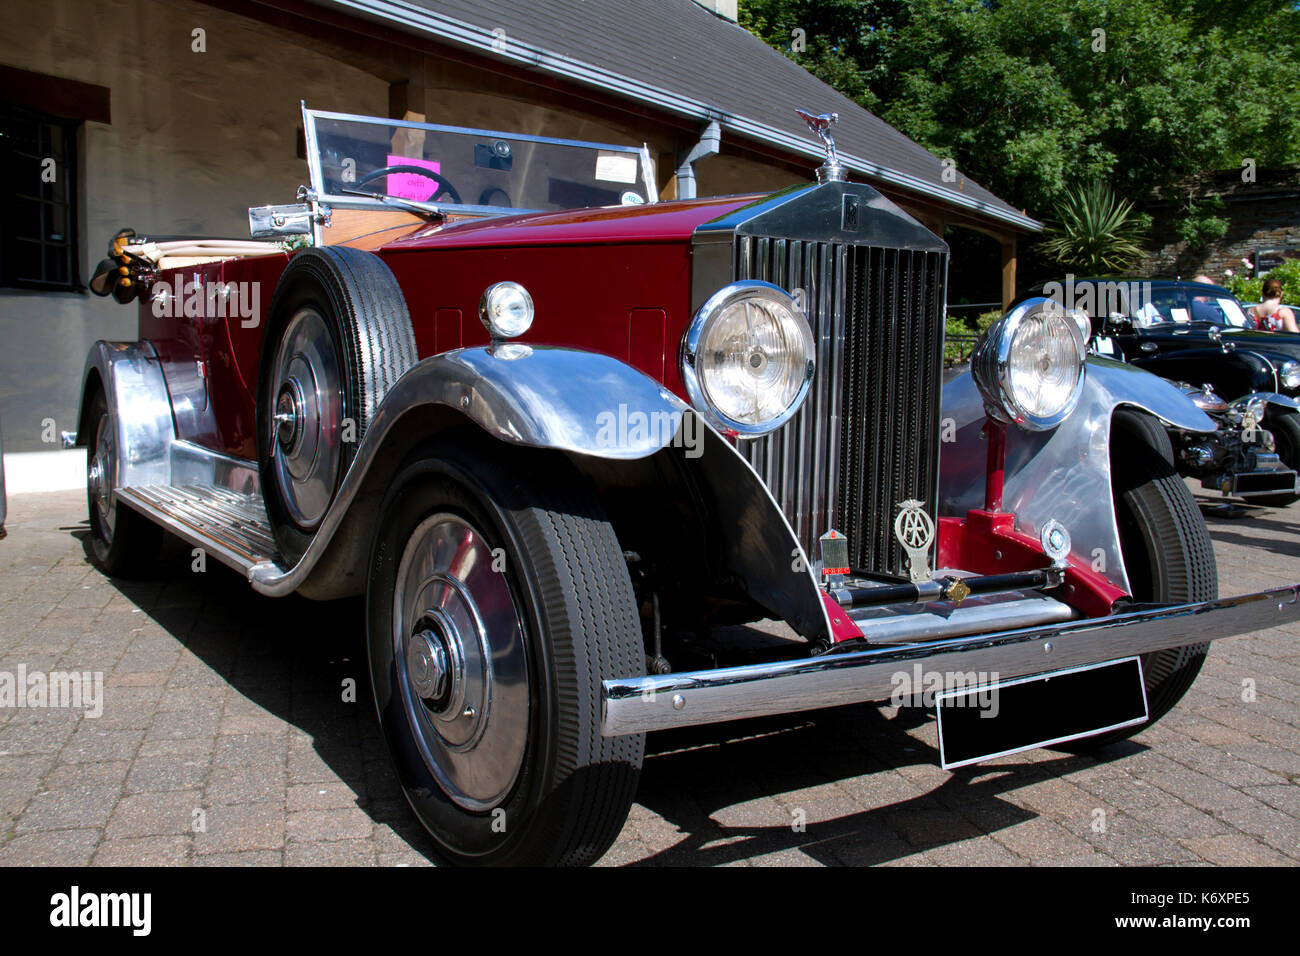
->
301;105;659;218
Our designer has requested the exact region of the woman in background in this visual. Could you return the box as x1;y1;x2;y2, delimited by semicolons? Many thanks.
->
1248;278;1298;332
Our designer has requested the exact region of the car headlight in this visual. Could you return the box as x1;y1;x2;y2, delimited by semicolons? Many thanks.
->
681;281;816;436
972;297;1087;431
1281;360;1300;391
479;281;534;339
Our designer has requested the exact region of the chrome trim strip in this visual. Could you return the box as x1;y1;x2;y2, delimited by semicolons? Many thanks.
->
318;0;1041;231
601;585;1300;735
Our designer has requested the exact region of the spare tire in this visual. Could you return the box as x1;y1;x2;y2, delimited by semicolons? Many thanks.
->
258;247;417;565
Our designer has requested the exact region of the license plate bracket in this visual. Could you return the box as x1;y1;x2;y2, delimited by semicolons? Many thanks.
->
936;657;1149;769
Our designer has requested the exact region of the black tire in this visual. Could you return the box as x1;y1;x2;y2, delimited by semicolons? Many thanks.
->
84;389;162;577
1112;405;1175;466
1063;429;1217;750
258;247;416;565
1249;408;1300;507
366;438;645;866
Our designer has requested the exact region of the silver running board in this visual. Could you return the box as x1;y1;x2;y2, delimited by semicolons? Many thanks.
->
116;484;282;579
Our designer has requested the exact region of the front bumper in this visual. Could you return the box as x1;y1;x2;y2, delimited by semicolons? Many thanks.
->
601;585;1300;736
1202;451;1298;497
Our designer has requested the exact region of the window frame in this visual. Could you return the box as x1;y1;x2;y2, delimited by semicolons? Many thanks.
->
0;103;82;292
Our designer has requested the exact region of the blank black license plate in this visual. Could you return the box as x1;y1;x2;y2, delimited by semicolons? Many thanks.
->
937;657;1148;769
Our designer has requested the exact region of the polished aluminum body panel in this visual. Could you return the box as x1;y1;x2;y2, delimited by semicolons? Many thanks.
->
938;358;1216;595
601;584;1300;736
76;341;174;490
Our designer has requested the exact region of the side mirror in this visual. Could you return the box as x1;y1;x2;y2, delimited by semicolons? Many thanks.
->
1208;325;1222;342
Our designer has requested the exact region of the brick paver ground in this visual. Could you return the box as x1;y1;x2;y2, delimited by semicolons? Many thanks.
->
0;488;1296;866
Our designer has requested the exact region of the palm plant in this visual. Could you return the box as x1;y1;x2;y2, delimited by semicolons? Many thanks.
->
1038;181;1149;274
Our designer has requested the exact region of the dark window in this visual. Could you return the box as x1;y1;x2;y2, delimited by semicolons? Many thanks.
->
0;105;80;291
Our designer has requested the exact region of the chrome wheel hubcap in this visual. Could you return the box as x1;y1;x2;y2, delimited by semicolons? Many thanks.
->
269;307;342;530
407;621;455;704
393;513;528;812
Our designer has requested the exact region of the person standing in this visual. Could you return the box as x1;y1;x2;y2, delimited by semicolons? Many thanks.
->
1248;278;1299;332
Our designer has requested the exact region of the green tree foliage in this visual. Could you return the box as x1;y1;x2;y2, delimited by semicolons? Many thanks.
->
1173;194;1228;249
1039;181;1151;273
740;0;1300;218
944;307;1001;364
1225;258;1300;304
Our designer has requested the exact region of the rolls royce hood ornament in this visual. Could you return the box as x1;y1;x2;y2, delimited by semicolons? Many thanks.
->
795;109;847;183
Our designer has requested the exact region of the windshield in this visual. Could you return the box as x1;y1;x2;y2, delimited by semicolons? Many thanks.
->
1128;287;1250;328
304;108;655;214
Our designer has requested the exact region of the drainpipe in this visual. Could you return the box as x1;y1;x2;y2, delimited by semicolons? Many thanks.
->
675;120;721;200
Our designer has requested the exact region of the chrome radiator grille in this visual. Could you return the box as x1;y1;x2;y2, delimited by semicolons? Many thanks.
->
736;236;947;578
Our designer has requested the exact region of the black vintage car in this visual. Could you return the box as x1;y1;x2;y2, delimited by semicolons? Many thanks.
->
1019;278;1300;506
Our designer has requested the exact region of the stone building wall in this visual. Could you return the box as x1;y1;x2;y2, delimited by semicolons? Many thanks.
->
1133;165;1300;282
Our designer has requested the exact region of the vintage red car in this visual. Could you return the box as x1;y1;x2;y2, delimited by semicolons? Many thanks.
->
75;105;1300;865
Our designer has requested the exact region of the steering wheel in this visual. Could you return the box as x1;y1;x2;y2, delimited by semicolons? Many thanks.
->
353;164;462;205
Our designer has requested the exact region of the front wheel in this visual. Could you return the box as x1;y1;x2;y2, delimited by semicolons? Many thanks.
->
1249;408;1300;508
366;439;644;865
84;389;161;577
1063;431;1217;751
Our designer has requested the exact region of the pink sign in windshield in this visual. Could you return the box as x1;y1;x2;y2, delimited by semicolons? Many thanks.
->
385;154;442;201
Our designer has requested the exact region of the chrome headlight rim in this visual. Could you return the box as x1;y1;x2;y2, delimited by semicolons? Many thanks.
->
478;281;534;339
1280;360;1300;391
1230;395;1269;422
680;280;816;438
972;296;1087;432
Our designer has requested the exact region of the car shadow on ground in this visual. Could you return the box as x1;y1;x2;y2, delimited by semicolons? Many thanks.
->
629;706;1124;865
80;526;1138;866
1195;495;1300;559
80;527;445;861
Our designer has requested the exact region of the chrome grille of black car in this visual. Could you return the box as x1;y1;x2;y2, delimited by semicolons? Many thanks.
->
736;236;947;578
